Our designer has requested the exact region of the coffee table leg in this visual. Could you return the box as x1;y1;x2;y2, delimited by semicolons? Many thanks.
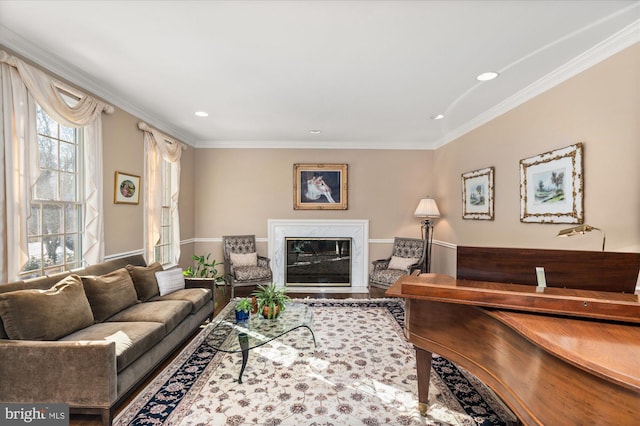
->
238;332;249;384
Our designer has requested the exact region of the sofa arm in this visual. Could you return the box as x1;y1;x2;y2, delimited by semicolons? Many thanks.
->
0;339;117;408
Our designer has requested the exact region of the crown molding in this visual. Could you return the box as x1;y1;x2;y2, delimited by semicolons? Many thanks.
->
432;19;640;149
193;139;432;150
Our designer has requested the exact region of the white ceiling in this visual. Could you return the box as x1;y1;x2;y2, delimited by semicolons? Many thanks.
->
1;1;639;149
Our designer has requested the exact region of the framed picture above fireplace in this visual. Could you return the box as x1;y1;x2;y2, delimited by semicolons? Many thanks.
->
293;163;348;210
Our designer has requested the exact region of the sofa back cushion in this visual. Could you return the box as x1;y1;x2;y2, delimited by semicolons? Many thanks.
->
81;268;139;322
0;275;95;340
126;262;163;301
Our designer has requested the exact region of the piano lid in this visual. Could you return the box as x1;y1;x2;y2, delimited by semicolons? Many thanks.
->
387;273;640;324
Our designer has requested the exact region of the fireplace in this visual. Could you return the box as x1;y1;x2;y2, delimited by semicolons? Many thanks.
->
268;219;369;293
286;238;351;286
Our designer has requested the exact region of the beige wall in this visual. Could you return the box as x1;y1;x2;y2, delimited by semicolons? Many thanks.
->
192;149;433;263
101;108;195;260
432;43;640;275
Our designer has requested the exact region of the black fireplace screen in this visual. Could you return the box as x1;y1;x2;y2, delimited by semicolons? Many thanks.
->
285;238;351;286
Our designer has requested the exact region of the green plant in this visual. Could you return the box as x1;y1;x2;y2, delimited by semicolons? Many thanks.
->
183;253;225;284
235;298;253;313
252;283;291;319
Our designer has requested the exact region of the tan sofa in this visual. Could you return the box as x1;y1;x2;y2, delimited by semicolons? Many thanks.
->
0;255;213;425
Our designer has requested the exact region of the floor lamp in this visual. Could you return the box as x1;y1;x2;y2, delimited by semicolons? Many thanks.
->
414;197;440;273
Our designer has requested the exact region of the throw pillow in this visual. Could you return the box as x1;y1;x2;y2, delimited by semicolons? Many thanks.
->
387;256;419;272
230;251;258;267
155;268;185;296
126;262;163;301
0;275;94;340
81;268;140;322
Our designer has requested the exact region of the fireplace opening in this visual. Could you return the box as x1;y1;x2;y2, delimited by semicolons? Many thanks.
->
285;237;351;286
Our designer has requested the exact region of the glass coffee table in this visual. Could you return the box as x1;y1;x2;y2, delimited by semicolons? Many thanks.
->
205;302;316;383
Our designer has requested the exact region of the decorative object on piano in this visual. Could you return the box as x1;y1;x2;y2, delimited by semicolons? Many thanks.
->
557;224;606;251
293;163;348;210
414;197;440;272
461;167;494;220
520;143;583;223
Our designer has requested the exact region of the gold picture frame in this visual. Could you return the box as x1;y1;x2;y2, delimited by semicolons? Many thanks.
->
114;171;141;205
293;163;348;210
462;166;494;220
520;143;583;224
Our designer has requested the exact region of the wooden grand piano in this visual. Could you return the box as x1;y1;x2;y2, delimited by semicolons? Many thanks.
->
386;246;640;426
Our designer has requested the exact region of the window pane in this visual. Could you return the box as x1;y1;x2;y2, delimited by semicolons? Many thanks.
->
25;237;42;271
64;235;79;264
38;136;59;169
61;173;77;202
59;141;76;171
64;205;79;233
43;236;63;266
161;209;171;226
42;204;62;234
59;125;76;143
35;170;58;200
28;205;41;236
37;107;58;138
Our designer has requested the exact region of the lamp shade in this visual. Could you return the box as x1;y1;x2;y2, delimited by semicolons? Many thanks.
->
414;198;440;218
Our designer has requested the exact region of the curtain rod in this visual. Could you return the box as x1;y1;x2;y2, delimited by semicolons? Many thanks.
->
1;50;115;114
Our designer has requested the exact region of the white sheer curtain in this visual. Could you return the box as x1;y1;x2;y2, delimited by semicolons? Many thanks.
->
139;122;185;265
0;50;112;282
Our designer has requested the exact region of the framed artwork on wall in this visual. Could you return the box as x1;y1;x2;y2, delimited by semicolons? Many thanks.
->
462;166;495;220
520;143;583;224
114;171;140;205
293;163;348;210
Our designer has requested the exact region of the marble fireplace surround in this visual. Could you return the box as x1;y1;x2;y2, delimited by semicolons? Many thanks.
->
268;219;369;293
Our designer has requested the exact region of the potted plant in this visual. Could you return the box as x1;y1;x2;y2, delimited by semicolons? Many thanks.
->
235;298;252;322
183;253;226;291
252;283;291;319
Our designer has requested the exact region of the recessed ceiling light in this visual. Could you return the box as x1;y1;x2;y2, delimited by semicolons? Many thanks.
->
431;114;445;120
476;72;499;82
195;111;208;117
309;130;321;134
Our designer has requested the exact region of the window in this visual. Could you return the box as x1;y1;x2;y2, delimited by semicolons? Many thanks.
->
21;105;83;278
154;159;176;265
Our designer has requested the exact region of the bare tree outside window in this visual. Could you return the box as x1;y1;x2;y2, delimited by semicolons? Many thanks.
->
21;105;83;278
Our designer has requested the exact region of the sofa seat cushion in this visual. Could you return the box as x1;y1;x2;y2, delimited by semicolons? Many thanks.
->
369;268;407;286
150;288;212;313
106;300;192;334
81;268;140;322
234;266;272;281
0;275;95;340
60;321;165;372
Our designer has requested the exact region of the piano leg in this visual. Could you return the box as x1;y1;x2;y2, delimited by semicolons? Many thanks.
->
415;346;432;417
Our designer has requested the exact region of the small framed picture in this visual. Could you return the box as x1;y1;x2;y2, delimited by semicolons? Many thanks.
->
293;163;348;210
114;171;140;205
520;143;583;224
462;167;494;220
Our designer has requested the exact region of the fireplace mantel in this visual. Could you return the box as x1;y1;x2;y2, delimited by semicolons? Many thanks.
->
268;219;369;293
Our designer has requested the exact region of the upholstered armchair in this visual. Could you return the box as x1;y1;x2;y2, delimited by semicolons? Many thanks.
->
222;235;273;298
369;237;427;289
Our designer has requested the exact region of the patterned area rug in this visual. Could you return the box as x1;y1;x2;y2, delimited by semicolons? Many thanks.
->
114;299;516;425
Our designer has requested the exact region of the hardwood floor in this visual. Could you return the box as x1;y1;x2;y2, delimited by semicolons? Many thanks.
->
70;284;390;425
